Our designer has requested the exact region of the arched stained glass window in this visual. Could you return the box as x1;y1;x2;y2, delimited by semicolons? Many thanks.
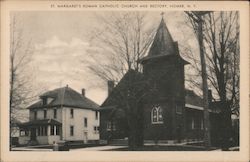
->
158;107;163;122
151;105;164;124
152;108;158;123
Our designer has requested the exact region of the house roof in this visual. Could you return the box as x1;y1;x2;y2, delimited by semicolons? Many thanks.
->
28;86;100;110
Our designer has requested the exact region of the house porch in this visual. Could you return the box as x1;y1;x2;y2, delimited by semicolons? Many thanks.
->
18;119;62;145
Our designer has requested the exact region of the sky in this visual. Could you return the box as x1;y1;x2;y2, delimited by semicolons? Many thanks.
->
12;11;198;105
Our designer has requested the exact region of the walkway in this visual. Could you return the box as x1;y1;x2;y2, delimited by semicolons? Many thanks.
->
11;147;52;151
70;145;127;151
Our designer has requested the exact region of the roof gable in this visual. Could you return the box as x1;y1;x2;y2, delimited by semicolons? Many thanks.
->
101;69;144;108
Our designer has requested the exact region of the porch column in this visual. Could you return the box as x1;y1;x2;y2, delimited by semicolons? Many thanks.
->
36;127;39;136
54;125;57;135
48;125;51;136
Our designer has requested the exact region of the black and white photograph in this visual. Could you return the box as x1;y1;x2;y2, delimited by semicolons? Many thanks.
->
1;1;249;162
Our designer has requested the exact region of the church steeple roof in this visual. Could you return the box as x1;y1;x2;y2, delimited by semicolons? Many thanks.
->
148;17;176;57
140;17;184;64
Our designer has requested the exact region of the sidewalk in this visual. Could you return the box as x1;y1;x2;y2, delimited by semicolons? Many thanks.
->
11;147;52;151
144;140;204;146
70;145;127;151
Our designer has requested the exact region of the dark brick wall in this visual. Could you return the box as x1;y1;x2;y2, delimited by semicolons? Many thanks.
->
100;110;111;140
142;55;186;141
185;109;204;140
100;110;129;140
143;56;185;101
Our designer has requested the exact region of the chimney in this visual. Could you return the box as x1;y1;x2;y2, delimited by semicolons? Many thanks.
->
82;88;85;97
107;80;114;95
208;89;212;104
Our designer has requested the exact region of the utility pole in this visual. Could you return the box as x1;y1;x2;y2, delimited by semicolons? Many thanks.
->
185;11;211;149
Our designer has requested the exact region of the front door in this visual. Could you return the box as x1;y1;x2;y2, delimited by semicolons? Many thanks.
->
31;128;36;140
83;132;88;143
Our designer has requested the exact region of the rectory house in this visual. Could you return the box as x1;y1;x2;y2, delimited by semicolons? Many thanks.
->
18;86;100;145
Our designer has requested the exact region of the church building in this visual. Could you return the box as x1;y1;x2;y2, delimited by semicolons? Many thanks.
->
100;17;221;144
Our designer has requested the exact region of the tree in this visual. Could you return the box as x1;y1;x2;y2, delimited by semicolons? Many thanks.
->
184;11;239;150
9;15;35;148
86;12;155;150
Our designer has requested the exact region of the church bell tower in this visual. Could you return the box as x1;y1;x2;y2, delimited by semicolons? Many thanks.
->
140;16;189;141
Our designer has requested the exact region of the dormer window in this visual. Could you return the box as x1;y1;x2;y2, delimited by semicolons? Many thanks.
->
70;109;74;118
41;97;54;105
54;109;57;118
42;97;47;105
44;109;47;119
95;111;98;120
34;111;37;120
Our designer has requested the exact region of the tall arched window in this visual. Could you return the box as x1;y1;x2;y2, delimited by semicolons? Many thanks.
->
151;105;164;124
152;108;158;123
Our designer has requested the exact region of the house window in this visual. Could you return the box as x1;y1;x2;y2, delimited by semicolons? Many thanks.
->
70;126;74;136
84;118;88;127
38;126;41;136
107;121;111;131
176;104;182;114
56;126;59;135
44;110;47;119
95;111;98;120
51;125;55;135
191;118;195;130
201;119;204;130
151;105;164;124
34;111;37;120
107;121;116;131
70;109;74;118
54;109;57;118
20;130;28;136
94;126;99;134
39;126;47;136
44;126;48;136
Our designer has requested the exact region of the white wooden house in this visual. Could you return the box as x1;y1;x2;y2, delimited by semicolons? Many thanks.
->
18;85;100;145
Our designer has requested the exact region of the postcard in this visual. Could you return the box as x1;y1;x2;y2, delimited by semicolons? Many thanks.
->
1;1;249;162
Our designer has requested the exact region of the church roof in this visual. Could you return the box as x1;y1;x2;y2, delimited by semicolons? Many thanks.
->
149;18;176;57
185;89;221;113
140;16;190;66
101;69;144;108
140;18;179;63
27;86;100;110
185;89;203;107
